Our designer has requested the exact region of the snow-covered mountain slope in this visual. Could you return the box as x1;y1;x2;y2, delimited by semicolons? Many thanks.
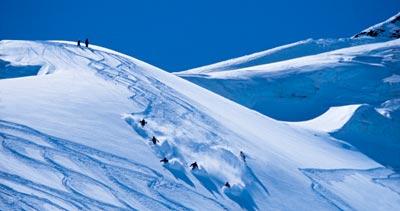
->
177;38;371;75
354;12;400;39
176;13;399;76
175;13;400;174
177;39;400;120
288;102;400;169
176;39;400;170
1;40;399;210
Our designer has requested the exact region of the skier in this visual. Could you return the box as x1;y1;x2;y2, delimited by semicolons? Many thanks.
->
160;157;168;164
85;38;89;48
240;151;246;162
189;162;198;170
224;182;231;188
77;40;81;47
139;119;147;127
151;136;159;145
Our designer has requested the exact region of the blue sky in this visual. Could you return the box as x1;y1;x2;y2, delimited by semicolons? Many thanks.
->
1;0;399;71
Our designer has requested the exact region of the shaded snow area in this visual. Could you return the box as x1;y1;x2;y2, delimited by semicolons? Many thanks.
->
0;40;399;210
332;104;400;170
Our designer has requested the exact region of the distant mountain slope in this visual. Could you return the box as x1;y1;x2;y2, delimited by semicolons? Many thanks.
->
177;13;400;76
354;12;400;39
2;40;398;210
177;38;371;75
177;39;400;120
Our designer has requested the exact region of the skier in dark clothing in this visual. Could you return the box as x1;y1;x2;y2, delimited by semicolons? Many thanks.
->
224;182;231;188
240;151;246;162
160;157;168;163
139;119;147;127
151;136;159;145
85;38;89;48
190;162;198;170
77;40;81;47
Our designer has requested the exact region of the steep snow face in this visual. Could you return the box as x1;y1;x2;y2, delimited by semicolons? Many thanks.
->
1;40;399;210
353;12;400;39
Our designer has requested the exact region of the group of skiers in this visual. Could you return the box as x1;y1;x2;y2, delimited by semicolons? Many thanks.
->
139;118;247;189
77;39;90;48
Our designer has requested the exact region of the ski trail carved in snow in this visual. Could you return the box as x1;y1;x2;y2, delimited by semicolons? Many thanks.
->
0;119;231;210
301;167;400;210
71;43;269;209
5;42;269;209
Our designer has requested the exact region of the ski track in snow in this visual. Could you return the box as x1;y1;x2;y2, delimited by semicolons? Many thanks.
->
0;42;264;210
0;119;231;210
60;43;400;211
301;167;400;210
77;44;268;210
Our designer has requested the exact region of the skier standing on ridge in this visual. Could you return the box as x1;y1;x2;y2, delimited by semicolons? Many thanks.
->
151;136;160;145
139;119;147;127
77;40;81;47
160;157;168;164
85;38;89;48
190;162;198;170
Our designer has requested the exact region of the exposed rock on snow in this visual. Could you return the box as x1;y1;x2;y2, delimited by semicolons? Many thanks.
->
353;12;400;39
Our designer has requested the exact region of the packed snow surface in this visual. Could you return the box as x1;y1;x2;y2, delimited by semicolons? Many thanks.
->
0;40;399;210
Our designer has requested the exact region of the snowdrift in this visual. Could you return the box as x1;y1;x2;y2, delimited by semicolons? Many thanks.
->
288;104;362;133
